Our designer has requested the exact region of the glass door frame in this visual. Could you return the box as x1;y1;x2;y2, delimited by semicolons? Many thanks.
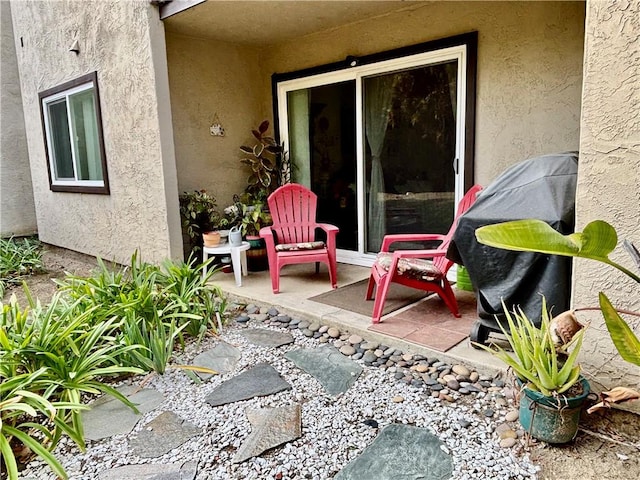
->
273;33;477;266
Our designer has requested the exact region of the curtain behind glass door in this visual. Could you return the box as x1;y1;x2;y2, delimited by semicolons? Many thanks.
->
363;60;458;253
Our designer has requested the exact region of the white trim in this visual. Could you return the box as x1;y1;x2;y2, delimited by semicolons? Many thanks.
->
277;45;468;265
41;79;106;189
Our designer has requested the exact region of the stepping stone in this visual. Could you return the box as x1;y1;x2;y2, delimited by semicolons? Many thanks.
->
83;386;165;441
99;461;197;479
129;411;201;458
191;341;241;380
232;404;302;463
334;424;453;480
241;329;294;348
205;363;292;407
285;345;362;396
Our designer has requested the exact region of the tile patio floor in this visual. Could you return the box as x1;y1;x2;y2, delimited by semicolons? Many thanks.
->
208;262;504;374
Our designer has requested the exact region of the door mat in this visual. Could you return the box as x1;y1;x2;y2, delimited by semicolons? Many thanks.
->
368;290;477;352
308;279;428;318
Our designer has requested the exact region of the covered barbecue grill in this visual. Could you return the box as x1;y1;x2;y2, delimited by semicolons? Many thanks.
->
447;152;578;346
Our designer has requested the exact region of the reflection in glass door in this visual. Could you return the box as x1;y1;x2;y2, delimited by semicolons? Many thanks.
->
276;40;471;266
287;82;357;250
364;61;457;252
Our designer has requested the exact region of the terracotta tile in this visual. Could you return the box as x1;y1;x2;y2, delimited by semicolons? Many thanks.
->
368;319;419;339
404;326;468;352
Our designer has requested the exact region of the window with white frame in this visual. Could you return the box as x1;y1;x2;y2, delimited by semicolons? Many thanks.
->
39;72;109;194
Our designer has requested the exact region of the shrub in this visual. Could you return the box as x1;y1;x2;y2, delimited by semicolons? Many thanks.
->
0;237;44;297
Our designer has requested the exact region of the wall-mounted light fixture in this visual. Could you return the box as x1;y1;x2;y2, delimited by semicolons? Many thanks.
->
345;55;359;67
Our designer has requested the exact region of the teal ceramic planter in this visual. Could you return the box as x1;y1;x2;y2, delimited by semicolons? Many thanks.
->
518;377;590;444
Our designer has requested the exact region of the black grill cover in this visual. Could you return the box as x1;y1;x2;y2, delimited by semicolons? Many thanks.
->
447;152;578;327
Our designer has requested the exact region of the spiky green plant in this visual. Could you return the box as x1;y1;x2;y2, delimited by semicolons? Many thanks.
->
474;298;584;397
0;369;83;480
476;219;640;367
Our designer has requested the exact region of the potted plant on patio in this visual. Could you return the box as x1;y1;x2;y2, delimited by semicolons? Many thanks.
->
474;298;590;443
240;120;289;203
475;219;640;414
179;190;228;258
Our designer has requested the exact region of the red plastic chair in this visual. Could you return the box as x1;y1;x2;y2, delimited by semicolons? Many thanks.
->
260;183;339;293
365;185;483;323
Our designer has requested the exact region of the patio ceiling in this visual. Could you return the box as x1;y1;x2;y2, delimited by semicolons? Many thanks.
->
162;0;424;46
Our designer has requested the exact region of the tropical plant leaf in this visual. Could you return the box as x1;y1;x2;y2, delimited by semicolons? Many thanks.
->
599;292;640;366
475;219;640;282
258;119;269;133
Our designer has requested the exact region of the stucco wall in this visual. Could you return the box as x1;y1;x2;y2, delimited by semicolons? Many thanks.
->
10;0;181;264
165;34;266;208
261;1;585;187
574;0;640;396
0;0;37;237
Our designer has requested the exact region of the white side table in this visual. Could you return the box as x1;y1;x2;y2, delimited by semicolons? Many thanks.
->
202;241;251;287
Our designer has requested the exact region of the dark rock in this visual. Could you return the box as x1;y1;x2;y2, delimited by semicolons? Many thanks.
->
363;419;379;428
285;345;362;396
333;424;452;480
130;411;201;458
205;363;292;407
232;404;302;463
241;329;294;348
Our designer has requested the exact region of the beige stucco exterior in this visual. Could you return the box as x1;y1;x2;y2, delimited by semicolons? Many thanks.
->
4;0;639;395
166;34;266;207
0;0;37;237
261;1;586;187
165;1;585;206
10;0;181;264
574;0;640;397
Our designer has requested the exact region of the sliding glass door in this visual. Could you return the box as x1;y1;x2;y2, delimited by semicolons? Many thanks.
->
276;39;474;266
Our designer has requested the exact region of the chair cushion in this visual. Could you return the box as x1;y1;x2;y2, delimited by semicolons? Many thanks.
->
275;241;326;252
375;252;443;281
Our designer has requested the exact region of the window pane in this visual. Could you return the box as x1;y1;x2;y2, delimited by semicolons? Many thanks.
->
287;82;357;250
69;89;103;181
48;100;74;179
364;60;457;252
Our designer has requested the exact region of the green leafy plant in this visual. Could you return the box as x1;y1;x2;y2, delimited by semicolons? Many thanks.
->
474;298;584;397
0;369;83;480
476;219;640;409
57;252;227;370
179;190;228;250
223;196;272;237
240;120;288;202
156;255;225;339
2;291;143;447
0;237;45;297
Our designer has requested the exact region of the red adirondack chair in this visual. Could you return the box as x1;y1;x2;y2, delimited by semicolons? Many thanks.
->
260;183;339;293
365;185;483;323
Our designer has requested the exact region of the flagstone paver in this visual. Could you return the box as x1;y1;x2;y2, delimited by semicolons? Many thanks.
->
205;362;292;407
241;328;294;347
285;344;363;395
98;461;197;480
232;404;302;463
191;341;241;380
129;411;201;458
83;386;165;441
334;424;453;480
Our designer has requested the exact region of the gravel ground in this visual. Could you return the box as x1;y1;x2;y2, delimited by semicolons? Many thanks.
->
19;305;539;480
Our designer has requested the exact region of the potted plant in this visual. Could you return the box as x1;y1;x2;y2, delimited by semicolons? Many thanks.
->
475;219;640;414
475;298;589;443
224;196;271;271
179;190;228;257
239;120;289;203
